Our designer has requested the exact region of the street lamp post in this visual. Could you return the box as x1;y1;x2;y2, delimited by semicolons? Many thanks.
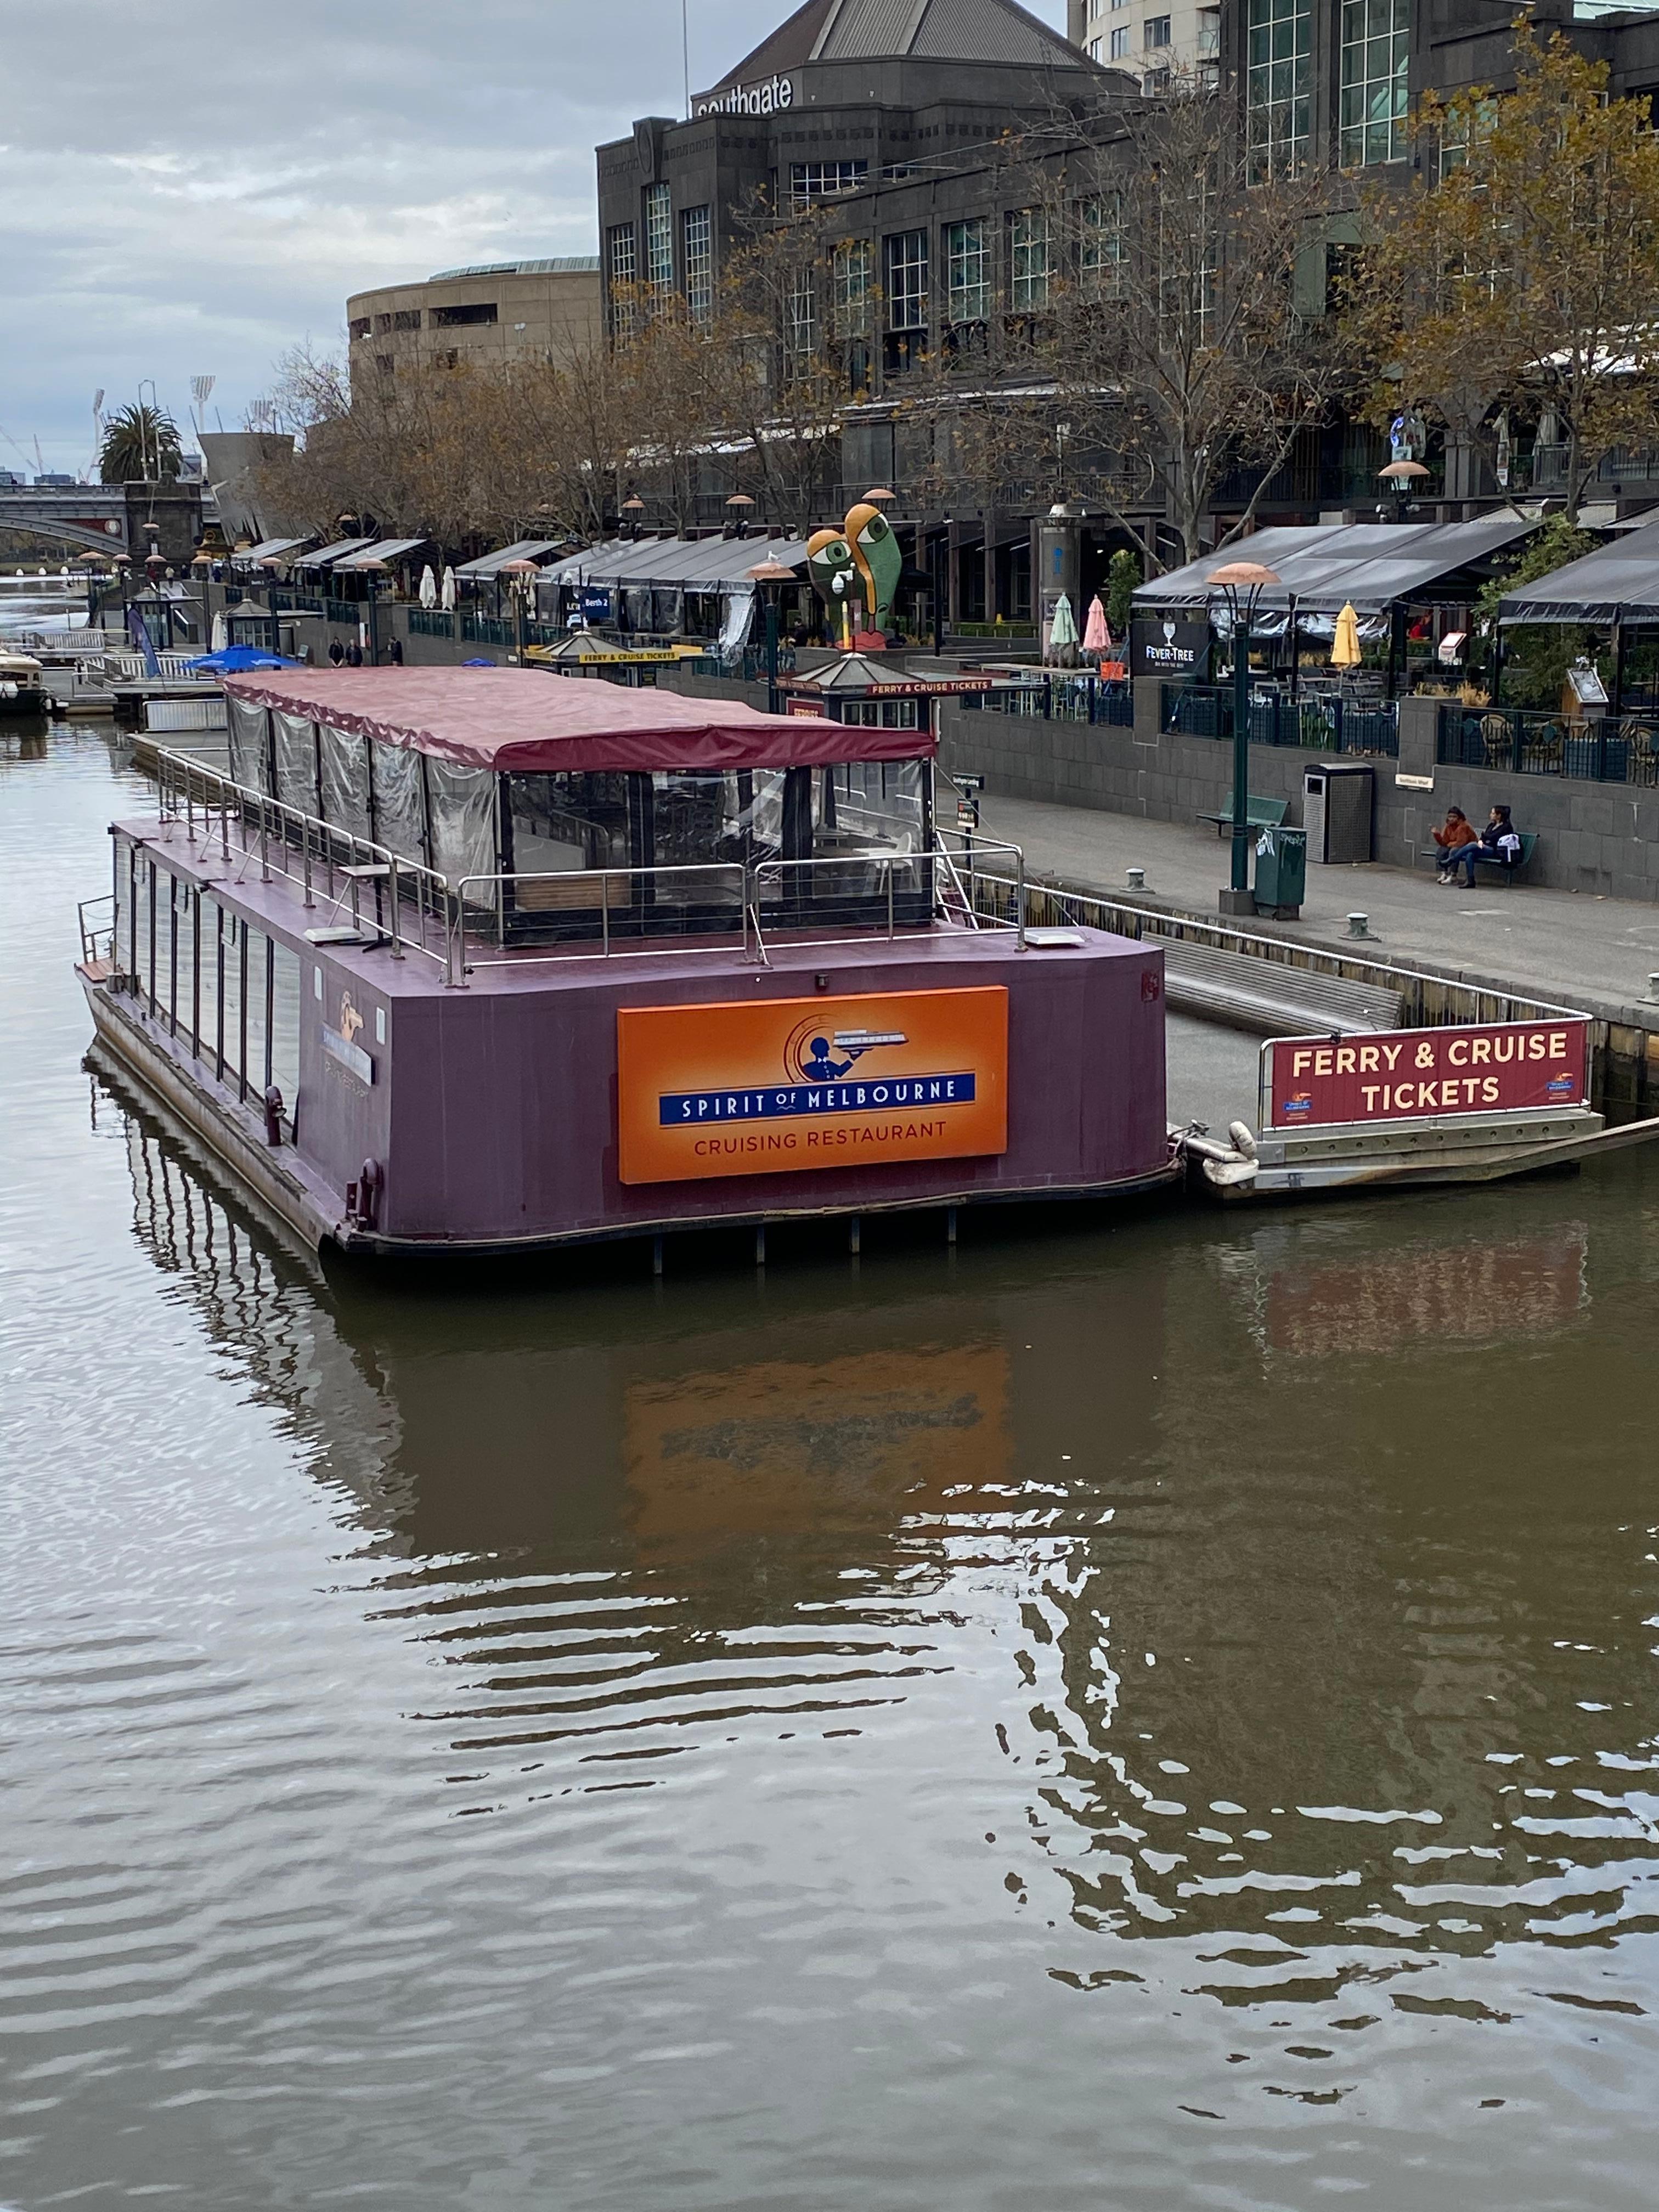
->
356;557;387;665
1207;560;1282;915
500;557;541;661
747;557;795;714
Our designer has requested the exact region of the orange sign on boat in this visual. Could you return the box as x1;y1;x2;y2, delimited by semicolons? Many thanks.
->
617;987;1009;1184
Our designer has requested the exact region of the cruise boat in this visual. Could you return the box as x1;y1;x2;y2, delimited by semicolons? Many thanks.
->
0;648;49;715
76;667;1173;1260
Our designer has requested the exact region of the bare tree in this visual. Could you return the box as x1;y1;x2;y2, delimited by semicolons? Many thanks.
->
1345;19;1659;522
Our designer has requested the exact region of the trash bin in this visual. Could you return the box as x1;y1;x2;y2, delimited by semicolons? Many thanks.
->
1253;824;1306;918
1304;762;1374;863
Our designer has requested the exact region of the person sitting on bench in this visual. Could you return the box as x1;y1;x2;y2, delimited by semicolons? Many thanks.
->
1432;806;1479;884
1448;803;1521;888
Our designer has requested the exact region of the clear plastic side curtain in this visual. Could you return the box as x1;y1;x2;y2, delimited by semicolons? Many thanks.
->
273;712;319;818
369;740;426;869
319;726;373;840
225;696;270;793
424;760;498;891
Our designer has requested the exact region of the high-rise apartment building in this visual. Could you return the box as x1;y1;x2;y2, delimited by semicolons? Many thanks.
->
1066;0;1220;90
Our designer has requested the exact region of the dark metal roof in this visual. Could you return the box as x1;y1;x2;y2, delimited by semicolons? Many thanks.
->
1497;515;1659;623
704;0;1094;89
1133;514;1539;617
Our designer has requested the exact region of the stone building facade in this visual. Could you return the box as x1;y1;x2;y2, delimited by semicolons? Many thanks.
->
346;259;602;391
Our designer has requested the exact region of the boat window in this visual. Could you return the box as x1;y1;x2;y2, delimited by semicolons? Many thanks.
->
226;696;270;794
822;758;926;855
506;772;629;877
319;726;373;842
245;929;270;1098
273;712;320;820
269;939;300;1114
648;771;789;867
369;740;426;868
425;760;498;890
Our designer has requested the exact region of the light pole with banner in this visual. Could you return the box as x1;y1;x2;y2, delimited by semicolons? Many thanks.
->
1207;560;1280;915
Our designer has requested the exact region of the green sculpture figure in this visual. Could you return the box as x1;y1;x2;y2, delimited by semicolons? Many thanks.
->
845;501;902;637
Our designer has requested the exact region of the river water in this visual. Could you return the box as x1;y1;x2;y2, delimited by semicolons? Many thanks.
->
5;728;1659;2210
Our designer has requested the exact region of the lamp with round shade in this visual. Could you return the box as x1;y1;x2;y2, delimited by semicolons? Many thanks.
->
747;557;794;712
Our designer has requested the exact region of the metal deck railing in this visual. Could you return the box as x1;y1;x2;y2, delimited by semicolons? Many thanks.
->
146;749;1029;989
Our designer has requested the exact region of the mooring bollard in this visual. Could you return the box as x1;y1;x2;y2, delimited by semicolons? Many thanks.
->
1647;972;1659;1002
1347;912;1370;939
1126;867;1146;891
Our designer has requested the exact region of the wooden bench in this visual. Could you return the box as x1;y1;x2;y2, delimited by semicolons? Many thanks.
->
1421;831;1538;886
1198;795;1289;838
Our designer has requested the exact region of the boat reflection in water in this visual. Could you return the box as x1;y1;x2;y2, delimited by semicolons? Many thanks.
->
115;1092;1659;2044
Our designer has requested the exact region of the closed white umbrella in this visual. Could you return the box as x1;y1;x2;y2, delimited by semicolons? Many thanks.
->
210;611;228;652
419;563;438;610
440;566;458;612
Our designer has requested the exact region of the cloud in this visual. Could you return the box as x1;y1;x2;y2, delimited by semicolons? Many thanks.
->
0;0;1064;475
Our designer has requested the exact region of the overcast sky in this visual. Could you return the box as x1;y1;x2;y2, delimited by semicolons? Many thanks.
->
3;0;1068;477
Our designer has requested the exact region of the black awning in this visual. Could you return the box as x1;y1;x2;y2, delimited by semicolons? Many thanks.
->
1498;516;1659;624
1134;512;1538;617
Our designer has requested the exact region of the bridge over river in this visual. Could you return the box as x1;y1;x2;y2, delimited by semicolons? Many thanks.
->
0;479;211;559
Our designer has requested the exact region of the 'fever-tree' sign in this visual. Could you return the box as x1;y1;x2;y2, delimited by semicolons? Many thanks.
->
1267;1019;1589;1130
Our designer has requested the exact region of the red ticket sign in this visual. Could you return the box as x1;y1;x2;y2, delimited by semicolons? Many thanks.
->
1267;1019;1589;1130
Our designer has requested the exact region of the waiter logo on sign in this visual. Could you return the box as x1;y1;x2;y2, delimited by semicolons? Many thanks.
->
617;988;1007;1183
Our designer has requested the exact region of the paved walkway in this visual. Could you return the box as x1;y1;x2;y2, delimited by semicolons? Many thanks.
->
977;793;1659;1023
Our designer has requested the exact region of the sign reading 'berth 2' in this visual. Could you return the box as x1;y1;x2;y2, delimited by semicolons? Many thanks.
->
617;988;1008;1184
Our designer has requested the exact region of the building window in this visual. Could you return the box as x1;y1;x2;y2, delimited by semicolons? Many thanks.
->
682;205;712;323
885;229;928;332
644;183;673;291
1087;35;1103;58
1339;0;1409;168
833;239;873;338
430;302;498;328
791;159;868;203
607;222;637;340
1110;25;1130;58
1246;0;1311;179
945;218;989;323
785;271;817;379
1008;210;1051;311
1144;15;1171;46
1080;194;1126;298
347;318;370;341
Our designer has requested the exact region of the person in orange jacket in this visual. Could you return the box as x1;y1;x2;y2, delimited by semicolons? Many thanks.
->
1432;806;1479;884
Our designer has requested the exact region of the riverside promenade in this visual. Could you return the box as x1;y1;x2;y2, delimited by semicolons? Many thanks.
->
978;791;1659;1032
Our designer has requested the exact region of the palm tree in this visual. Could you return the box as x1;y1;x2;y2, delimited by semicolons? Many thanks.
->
99;402;183;485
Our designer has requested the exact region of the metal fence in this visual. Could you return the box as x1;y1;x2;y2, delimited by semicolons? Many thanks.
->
959;674;1135;726
1161;682;1399;757
1436;703;1659;787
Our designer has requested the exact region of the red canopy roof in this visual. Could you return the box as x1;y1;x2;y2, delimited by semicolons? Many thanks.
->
221;666;934;771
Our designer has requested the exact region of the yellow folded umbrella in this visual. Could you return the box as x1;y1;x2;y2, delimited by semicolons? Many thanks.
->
1331;602;1362;668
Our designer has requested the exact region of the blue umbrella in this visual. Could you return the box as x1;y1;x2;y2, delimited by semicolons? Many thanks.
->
183;644;304;673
